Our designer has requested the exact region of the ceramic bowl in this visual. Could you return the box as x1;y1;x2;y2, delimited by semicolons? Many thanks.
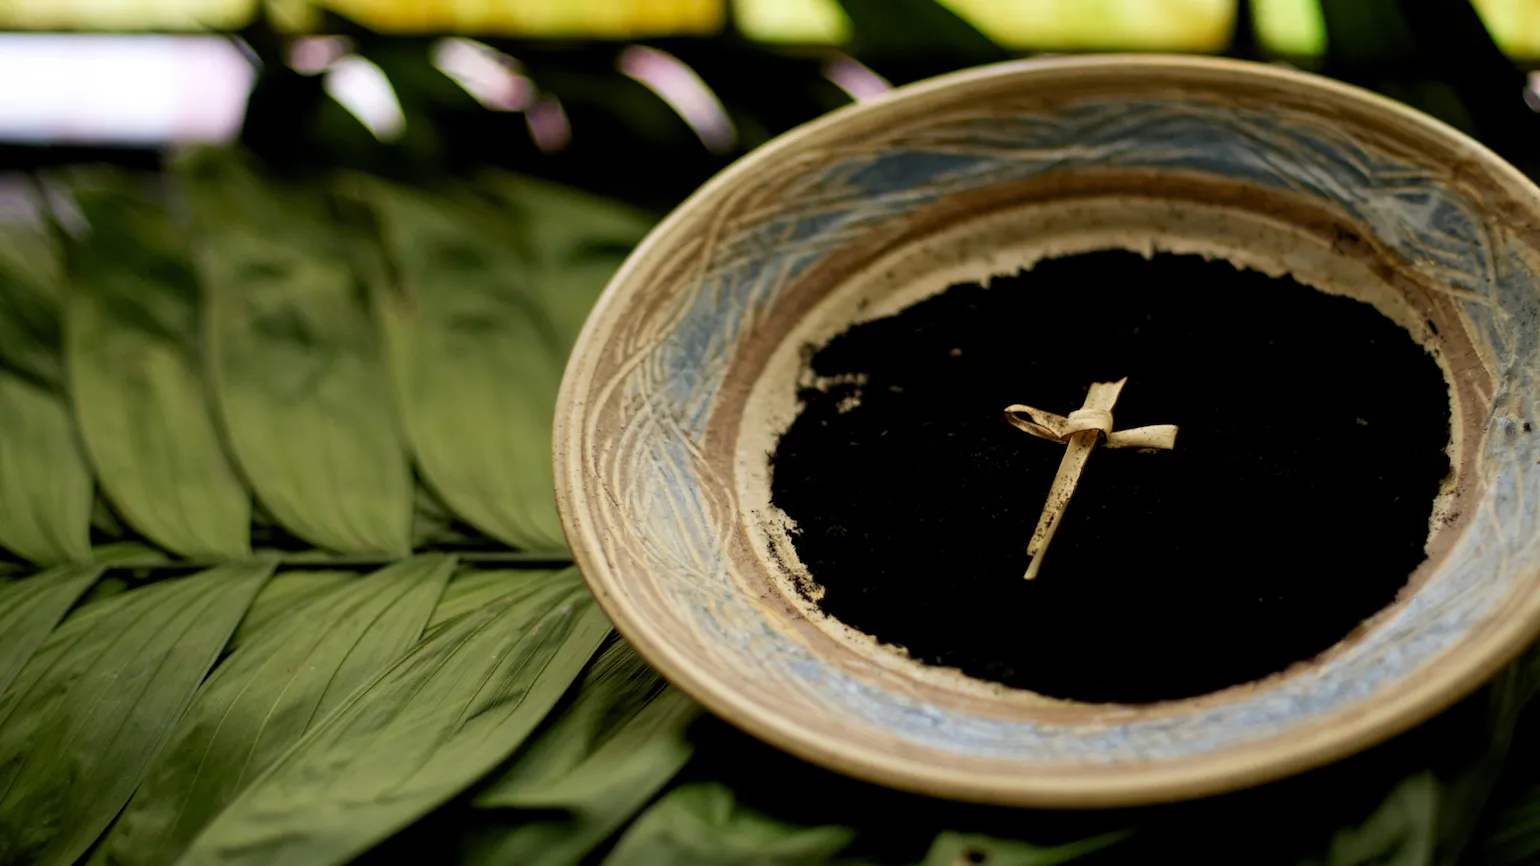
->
554;55;1540;806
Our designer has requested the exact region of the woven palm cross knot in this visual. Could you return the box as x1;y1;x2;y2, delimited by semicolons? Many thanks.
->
1004;377;1178;580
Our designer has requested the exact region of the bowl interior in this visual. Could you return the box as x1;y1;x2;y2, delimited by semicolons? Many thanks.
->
556;56;1540;806
737;192;1470;706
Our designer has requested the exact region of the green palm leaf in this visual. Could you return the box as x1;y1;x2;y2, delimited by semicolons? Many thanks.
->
471;639;698;866
476;172;654;352
1300;772;1438;866
229;569;357;649
346;175;569;552
0;561;274;866
600;783;862;866
179;150;412;557
427;566;540;630
0;218;93;563
61;170;250;558
917;832;1128;866
97;554;455;866
0;563;103;696
177;568;608;866
0;208;67;388
0;374;94;563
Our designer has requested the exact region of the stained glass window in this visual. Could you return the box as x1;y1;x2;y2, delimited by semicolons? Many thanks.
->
312;0;723;36
938;0;1235;52
1;0;1539;63
0;0;254;29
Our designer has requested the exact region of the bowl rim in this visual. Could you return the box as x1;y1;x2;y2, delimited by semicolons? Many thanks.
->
553;53;1540;806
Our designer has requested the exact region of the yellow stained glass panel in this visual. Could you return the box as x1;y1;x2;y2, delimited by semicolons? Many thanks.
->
0;0;254;29
938;0;1236;52
734;0;849;44
1252;0;1325;56
313;0;723;36
1474;0;1540;59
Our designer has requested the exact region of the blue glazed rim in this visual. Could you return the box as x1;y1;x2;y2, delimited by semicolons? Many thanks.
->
555;55;1540;806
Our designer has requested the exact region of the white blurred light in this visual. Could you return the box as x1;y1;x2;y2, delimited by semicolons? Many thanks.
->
0;35;254;144
324;55;406;142
525;96;570;153
618;45;735;154
432;37;533;112
289;36;351;75
823;55;891;102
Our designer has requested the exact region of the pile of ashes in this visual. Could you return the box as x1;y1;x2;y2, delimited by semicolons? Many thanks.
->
769;250;1452;703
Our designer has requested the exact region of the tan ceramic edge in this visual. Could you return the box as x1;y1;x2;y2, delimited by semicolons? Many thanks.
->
555;54;1540;807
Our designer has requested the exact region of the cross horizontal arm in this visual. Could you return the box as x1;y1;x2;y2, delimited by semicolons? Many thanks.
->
1106;424;1179;450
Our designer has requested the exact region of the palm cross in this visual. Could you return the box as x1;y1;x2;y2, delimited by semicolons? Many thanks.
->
1005;378;1178;580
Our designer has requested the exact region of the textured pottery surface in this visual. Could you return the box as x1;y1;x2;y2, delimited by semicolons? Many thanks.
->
554;56;1540;806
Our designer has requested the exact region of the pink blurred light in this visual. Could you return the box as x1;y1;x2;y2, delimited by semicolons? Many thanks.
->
526;96;571;152
618;45;735;154
289;36;352;75
432;38;533;112
823;55;892;102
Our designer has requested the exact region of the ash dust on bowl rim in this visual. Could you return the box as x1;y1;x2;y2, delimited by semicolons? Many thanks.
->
766;249;1455;706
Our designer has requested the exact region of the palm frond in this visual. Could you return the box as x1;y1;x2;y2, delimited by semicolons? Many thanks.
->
0;561;274;866
97;555;455;866
176;569;607;866
62;170;252;559
181;150;415;557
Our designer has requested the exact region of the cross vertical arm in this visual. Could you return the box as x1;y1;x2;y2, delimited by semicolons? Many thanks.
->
1005;378;1177;580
